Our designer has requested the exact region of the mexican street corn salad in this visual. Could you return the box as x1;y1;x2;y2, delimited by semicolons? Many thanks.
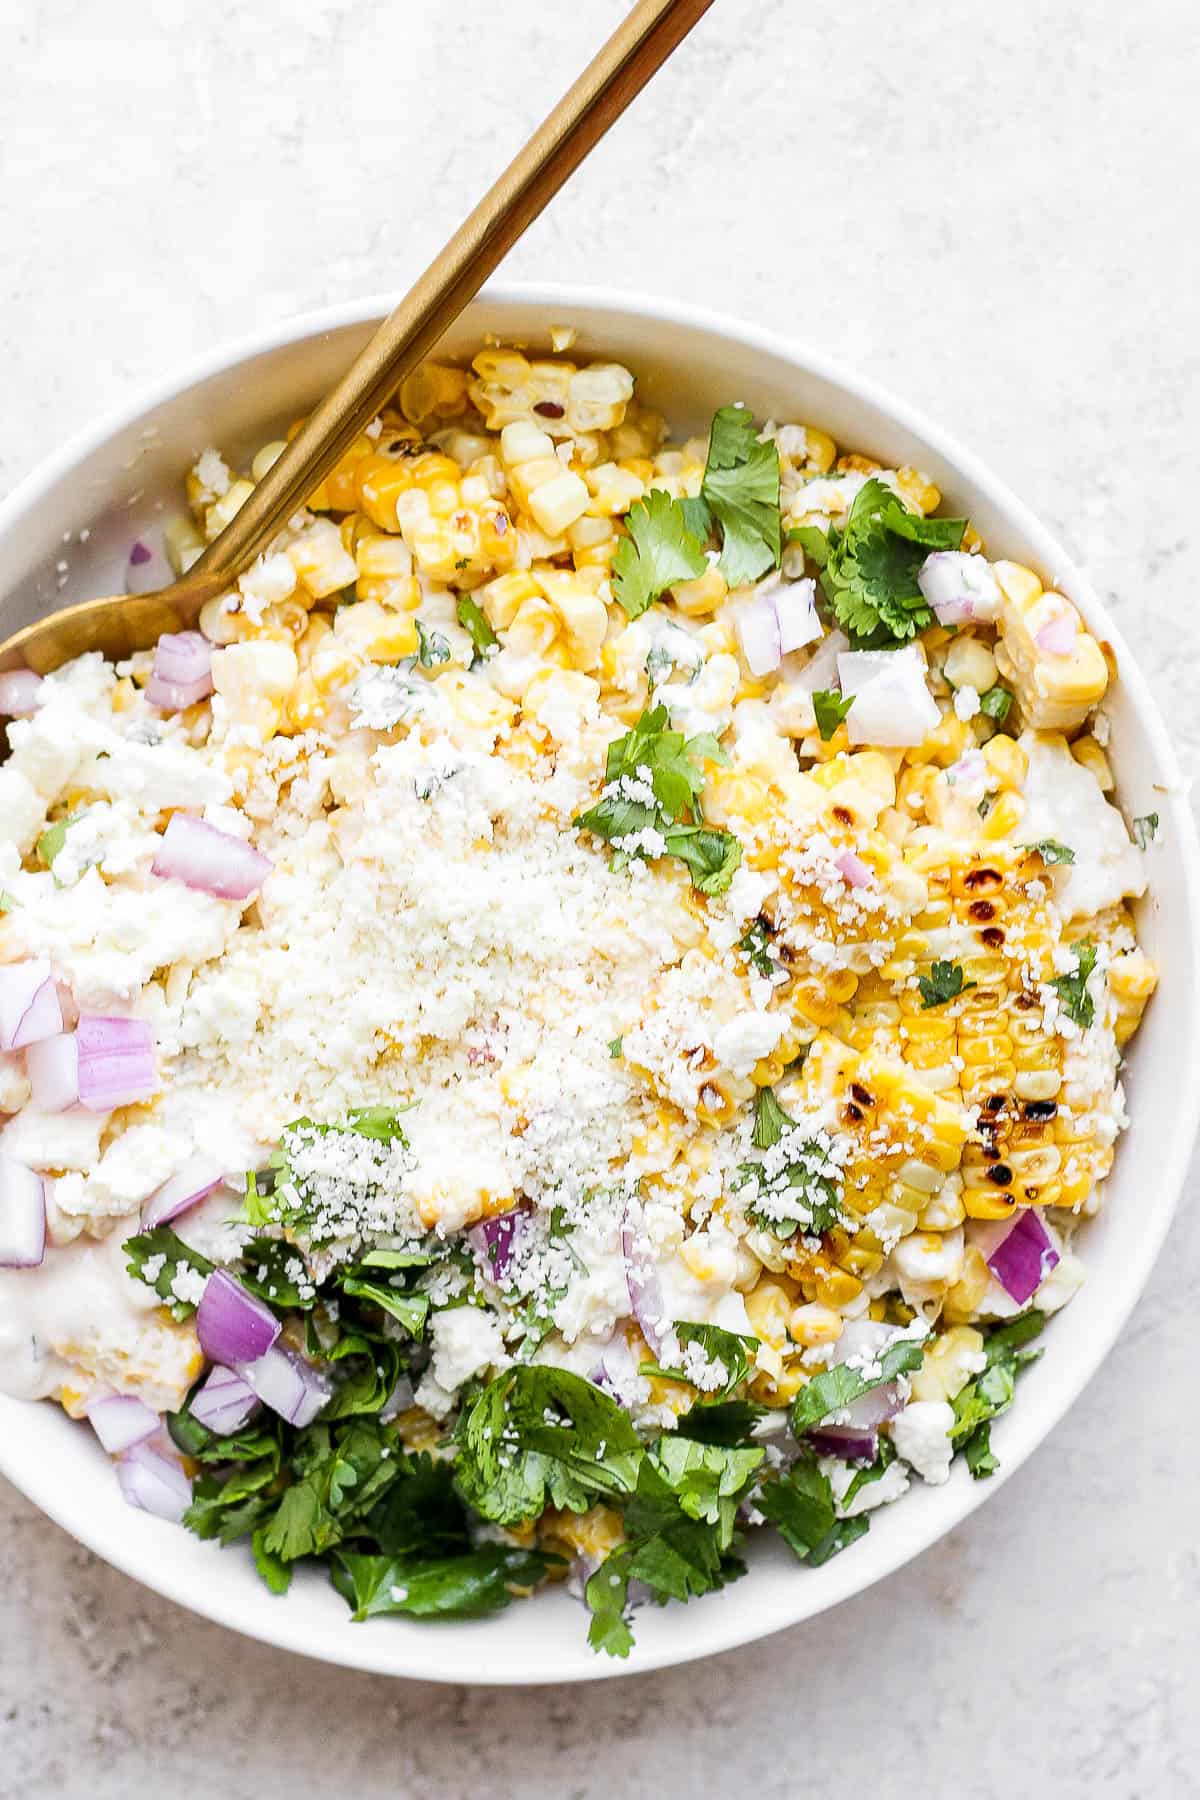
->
0;338;1158;1655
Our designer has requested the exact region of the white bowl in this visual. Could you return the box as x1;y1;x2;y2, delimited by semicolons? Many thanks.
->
2;287;1197;1684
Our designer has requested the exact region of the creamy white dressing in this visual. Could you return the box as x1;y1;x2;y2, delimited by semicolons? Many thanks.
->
1019;731;1145;919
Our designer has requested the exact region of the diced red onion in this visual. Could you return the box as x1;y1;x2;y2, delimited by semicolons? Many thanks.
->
838;645;940;748
142;1154;226;1229
808;1424;878;1461
776;577;822;654
86;1393;159;1455
835;849;871;889
189;1364;261;1435
843;1383;904;1428
124;538;172;597
116;1441;192;1522
0;1154;45;1267
917;551;1002;625
977;1209;1059;1305
468;1204;531;1281
0;959;64;1053
196;1269;281;1365
794;628;850;693
0;669;45;717
25;1032;79;1112
236;1342;329;1427
151;813;272;902
146;632;214;713
1036;613;1077;655
621;1219;668;1356
737;594;782;677
76;1014;156;1111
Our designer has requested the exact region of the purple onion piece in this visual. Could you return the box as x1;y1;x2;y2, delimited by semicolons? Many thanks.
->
984;1209;1059;1306
236;1342;329;1427
621;1220;668;1356
196;1270;281;1365
87;1393;159;1455
116;1442;192;1521
142;1155;226;1229
189;1364;260;1435
0;1155;46;1268
808;1424;878;1461
76;1014;156;1111
151;814;271;902
467;1204;532;1282
0;960;63;1053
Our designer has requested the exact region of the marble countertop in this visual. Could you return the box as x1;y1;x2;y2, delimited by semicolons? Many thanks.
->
2;2;1196;1794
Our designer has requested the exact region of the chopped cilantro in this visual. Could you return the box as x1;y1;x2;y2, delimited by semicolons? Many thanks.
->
756;1450;871;1567
738;918;777;978
612;488;707;619
123;1227;214;1321
1052;939;1098;1029
1022;839;1075;865
415;617;451;668
812;688;854;741
35;811;80;870
1132;812;1159;850
790;1334;926;1433
331;1545;552;1621
977;791;997;819
751;1084;791;1151
246;1107;412;1246
574;704;742;896
951;1310;1045;1479
455;597;497;663
688;405;782;587
918;960;975;1009
0;890;17;914
608;1035;623;1058
795;479;966;648
978;684;1013;722
641;1321;759;1402
841;1434;897;1508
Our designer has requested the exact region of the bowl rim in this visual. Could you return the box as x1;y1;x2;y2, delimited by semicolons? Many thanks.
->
2;280;1199;1684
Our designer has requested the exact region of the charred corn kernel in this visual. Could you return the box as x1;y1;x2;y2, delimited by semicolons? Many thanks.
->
911;1325;985;1403
1070;734;1114;791
981;734;1027;789
333;600;418;663
204;478;254;541
944;635;998;693
211;640;298;737
671;564;728;616
744;1278;793;1347
198;595;242;645
287;520;359;599
962;1186;1020;1222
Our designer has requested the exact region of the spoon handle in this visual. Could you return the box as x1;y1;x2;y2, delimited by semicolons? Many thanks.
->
191;0;715;585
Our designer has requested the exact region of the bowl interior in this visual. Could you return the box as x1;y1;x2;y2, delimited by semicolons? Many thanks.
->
1;289;1196;1684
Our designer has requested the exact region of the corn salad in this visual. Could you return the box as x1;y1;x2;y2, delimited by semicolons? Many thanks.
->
0;335;1155;1655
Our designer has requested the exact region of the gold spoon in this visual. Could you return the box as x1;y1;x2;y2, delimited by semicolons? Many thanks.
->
1;0;714;676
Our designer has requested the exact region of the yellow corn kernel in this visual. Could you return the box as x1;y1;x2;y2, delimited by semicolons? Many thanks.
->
287;520;359;600
803;428;836;474
250;439;287;483
671;565;728;616
354;447;457;533
527;469;590;538
306;434;377;513
437;668;518;736
911;1325;985;1403
744;1278;793;1348
918;1186;966;1230
981;790;1025;840
893;466;941;514
211;640;299;738
165;514;205;575
1070;734;1114;791
786;1303;844;1349
521;668;600;743
981;733;1028;790
810;1267;863;1308
204;478;255;541
538;570;608;667
962;1186;1020;1223
284;671;329;731
399;361;470;425
942;1246;992;1322
480;570;541;632
332;600;418;663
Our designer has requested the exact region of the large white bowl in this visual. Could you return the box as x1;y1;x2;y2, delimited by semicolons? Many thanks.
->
1;287;1197;1684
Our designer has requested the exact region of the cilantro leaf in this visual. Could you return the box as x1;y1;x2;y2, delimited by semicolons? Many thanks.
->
813;479;966;648
786;523;831;569
790;1334;926;1433
805;1513;871;1565
699;406;782;587
612;488;707;619
841;1434;897;1508
673;1399;766;1445
642;1321;759;1402
455;596;498;663
918;960;975;1009
755;1451;836;1557
1022;839;1075;865
951;1311;1045;1480
751;1084;791;1151
415;618;451;668
1052;939;1098;1029
123;1227;214;1321
337;1276;429;1341
608;1035;623;1058
35;811;81;871
738;919;777;978
979;684;1013;722
330;1546;551;1621
660;822;742;896
0;890;17;914
252;1528;294;1595
585;1551;637;1658
1132;812;1159;850
812;688;854;741
454;1367;642;1526
250;1108;412;1247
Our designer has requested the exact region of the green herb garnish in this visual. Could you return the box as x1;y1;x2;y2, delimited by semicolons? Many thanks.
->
1132;812;1159;850
812;688;854;741
455;597;498;663
612;488;707;619
978;684;1013;722
415;618;451;668
792;479;966;648
918;960;975;1009
1022;839;1075;865
1052;940;1098;1029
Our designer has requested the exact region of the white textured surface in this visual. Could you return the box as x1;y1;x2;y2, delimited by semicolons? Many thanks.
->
1;1;1197;1793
